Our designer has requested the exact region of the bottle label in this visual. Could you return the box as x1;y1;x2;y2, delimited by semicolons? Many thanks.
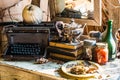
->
112;54;116;59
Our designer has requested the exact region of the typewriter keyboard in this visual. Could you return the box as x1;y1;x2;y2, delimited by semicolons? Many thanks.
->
7;43;41;55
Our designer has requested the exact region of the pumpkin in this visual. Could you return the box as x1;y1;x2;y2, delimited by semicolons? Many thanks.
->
22;4;43;24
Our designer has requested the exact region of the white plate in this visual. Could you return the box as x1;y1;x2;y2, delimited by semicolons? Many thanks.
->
61;60;102;78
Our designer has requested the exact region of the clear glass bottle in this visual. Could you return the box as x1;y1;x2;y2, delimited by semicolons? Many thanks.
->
102;20;117;61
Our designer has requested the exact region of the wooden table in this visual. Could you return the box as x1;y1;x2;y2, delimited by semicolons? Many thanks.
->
0;59;120;80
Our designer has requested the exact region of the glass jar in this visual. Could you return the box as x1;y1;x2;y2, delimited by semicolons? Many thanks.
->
82;39;96;60
94;42;108;65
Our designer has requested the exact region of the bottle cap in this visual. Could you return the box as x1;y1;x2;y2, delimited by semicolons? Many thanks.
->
108;20;113;25
96;42;108;47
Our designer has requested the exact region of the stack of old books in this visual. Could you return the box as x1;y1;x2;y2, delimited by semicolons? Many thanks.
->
47;41;83;62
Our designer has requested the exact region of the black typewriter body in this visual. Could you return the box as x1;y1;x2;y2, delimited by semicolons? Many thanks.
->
2;22;54;60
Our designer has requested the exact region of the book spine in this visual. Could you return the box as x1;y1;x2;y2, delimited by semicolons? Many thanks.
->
49;42;77;50
50;53;80;62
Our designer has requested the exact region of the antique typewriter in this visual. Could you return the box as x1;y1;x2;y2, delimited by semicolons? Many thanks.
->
2;22;55;60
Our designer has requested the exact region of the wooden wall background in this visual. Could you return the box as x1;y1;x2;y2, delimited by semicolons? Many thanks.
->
102;0;120;34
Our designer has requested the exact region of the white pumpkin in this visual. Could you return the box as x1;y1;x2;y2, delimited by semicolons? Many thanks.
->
22;4;43;24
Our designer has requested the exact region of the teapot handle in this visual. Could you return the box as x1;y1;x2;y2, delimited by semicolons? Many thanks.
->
55;21;64;37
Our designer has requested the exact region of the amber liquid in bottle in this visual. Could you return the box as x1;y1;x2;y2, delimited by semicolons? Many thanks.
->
102;20;117;61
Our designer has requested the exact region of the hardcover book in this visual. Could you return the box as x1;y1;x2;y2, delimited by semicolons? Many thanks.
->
47;46;83;57
49;52;81;61
49;41;83;50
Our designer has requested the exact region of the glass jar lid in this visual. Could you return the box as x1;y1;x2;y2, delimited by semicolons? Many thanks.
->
96;42;108;48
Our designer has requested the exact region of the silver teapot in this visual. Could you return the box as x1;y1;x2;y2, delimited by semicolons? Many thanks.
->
55;19;86;43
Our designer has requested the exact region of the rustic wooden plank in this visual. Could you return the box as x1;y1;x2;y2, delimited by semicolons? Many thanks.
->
0;63;66;80
94;0;102;26
40;0;49;21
